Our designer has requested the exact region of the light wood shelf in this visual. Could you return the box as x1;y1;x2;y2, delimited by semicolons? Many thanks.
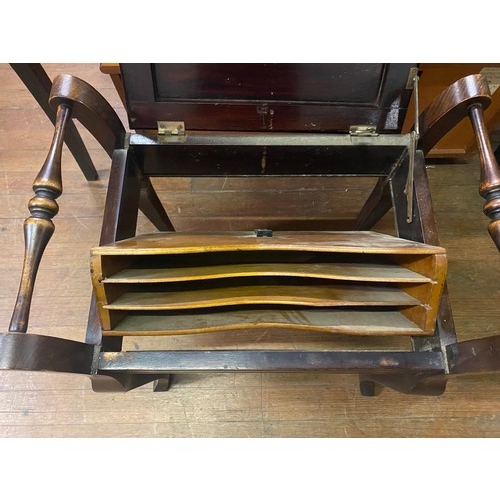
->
90;231;447;337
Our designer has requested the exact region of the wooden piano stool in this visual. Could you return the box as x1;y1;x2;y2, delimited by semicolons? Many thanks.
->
2;64;499;396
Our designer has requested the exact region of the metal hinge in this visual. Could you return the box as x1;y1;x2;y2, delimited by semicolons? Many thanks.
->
349;125;378;137
157;121;186;142
158;121;185;136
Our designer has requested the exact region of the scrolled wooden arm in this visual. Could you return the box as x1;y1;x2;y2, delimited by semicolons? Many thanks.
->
417;74;492;154
9;75;125;333
417;74;500;251
49;74;126;157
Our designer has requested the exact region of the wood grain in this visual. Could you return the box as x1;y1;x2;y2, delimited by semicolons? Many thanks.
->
1;63;499;437
103;262;431;284
108;309;425;337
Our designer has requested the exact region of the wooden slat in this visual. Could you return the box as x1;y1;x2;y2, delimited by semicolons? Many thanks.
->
104;284;421;311
106;309;425;337
98;349;443;373
104;262;432;284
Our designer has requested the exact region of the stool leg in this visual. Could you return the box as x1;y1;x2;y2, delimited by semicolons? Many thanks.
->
359;377;377;397
153;376;172;392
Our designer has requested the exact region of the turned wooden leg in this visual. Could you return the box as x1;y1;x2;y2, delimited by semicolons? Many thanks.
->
9;104;72;333
468;104;500;251
10;64;98;181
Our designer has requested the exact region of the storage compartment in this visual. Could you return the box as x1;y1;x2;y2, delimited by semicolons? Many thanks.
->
90;231;447;338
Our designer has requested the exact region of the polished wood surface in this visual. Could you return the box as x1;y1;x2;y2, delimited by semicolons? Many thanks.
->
120;63;415;133
10;64;98;181
91;231;446;336
103;62;500;158
1;64;500;437
403;63;500;157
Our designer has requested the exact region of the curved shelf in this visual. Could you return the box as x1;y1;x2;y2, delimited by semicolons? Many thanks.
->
91;230;447;336
104;284;421;311
108;309;425;336
104;262;432;284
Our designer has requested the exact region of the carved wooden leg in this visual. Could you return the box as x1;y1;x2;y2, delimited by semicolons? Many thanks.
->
9;104;72;333
468;104;500;251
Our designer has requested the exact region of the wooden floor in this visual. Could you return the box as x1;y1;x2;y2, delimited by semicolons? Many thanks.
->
1;63;500;438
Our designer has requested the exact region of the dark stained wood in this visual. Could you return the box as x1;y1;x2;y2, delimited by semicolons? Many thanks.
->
416;74;500;250
49;74;126;157
417;74;492;155
97;349;444;374
132;136;408;177
468;104;500;251
3;63;500;410
121;63;415;133
402;63;500;157
10;64;99;181
9;104;72;333
139;177;174;231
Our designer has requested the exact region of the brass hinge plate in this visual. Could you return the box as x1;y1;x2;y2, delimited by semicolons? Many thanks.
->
349;125;378;137
157;121;186;142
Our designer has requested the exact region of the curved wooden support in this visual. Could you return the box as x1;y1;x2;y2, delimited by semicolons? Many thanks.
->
49;74;125;158
447;335;500;375
417;74;492;155
417;74;500;250
10;64;99;181
0;332;94;373
9;104;72;333
468;104;500;251
9;76;127;333
50;75;173;230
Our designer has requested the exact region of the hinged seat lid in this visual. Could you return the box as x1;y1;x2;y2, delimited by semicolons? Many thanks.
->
120;63;417;133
